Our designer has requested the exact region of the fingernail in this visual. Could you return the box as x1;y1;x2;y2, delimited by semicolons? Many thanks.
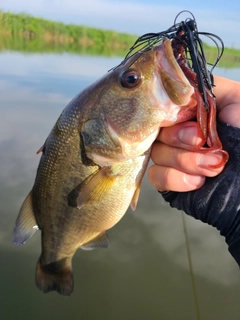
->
184;174;205;188
178;126;203;146
197;152;223;168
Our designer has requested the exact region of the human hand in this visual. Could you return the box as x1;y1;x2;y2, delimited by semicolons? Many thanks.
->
148;75;240;266
148;75;240;192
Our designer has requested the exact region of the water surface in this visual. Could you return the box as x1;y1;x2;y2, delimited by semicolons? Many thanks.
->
1;51;240;320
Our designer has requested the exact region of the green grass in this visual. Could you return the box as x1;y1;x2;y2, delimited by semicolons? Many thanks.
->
0;11;137;56
0;10;240;67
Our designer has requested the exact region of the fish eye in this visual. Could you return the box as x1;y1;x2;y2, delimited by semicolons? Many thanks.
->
120;69;141;88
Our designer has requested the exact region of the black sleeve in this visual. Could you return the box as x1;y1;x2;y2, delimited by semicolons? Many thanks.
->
160;120;240;266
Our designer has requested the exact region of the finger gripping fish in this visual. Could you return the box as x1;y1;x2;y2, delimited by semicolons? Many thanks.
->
13;15;228;295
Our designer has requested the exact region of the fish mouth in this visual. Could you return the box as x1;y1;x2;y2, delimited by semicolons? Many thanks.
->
155;38;195;106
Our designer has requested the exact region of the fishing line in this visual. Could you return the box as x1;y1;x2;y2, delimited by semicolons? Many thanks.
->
181;211;201;320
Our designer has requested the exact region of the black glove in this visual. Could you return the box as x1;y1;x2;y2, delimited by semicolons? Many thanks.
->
161;120;240;266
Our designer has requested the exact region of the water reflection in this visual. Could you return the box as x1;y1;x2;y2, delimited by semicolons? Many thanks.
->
1;51;240;320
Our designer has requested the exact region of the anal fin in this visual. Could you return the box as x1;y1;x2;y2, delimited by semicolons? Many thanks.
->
80;232;109;250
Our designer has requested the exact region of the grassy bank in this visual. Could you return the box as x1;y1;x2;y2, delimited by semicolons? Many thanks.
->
0;10;240;67
0;11;137;55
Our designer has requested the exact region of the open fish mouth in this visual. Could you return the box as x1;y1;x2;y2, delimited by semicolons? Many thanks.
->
155;38;195;107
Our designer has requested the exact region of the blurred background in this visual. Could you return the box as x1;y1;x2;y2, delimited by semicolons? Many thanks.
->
1;1;240;319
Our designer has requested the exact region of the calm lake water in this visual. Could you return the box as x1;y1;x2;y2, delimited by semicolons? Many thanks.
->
1;50;240;320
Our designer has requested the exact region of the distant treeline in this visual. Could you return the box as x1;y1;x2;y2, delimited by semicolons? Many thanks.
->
0;10;240;67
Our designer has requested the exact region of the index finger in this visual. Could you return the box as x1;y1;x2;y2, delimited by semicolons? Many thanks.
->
156;121;204;149
214;75;240;128
214;75;240;112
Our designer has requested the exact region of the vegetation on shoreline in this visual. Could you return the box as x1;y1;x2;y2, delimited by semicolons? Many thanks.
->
0;11;137;56
0;10;240;67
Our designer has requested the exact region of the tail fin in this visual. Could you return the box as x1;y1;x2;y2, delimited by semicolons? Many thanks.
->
36;257;74;296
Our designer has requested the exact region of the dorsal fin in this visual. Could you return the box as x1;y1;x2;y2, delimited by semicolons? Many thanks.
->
36;140;46;155
13;191;39;246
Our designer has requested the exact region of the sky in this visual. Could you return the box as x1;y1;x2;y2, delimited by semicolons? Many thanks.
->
1;0;240;49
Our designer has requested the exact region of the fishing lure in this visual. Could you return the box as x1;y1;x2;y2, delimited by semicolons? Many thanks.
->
124;10;224;112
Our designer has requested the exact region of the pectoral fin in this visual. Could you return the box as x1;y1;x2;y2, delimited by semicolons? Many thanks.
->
13;191;39;246
68;166;118;209
80;232;109;250
68;170;99;207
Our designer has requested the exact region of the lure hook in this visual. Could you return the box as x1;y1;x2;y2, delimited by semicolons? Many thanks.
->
119;11;224;112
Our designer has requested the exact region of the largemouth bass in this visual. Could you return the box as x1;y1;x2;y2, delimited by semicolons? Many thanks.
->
13;38;227;296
